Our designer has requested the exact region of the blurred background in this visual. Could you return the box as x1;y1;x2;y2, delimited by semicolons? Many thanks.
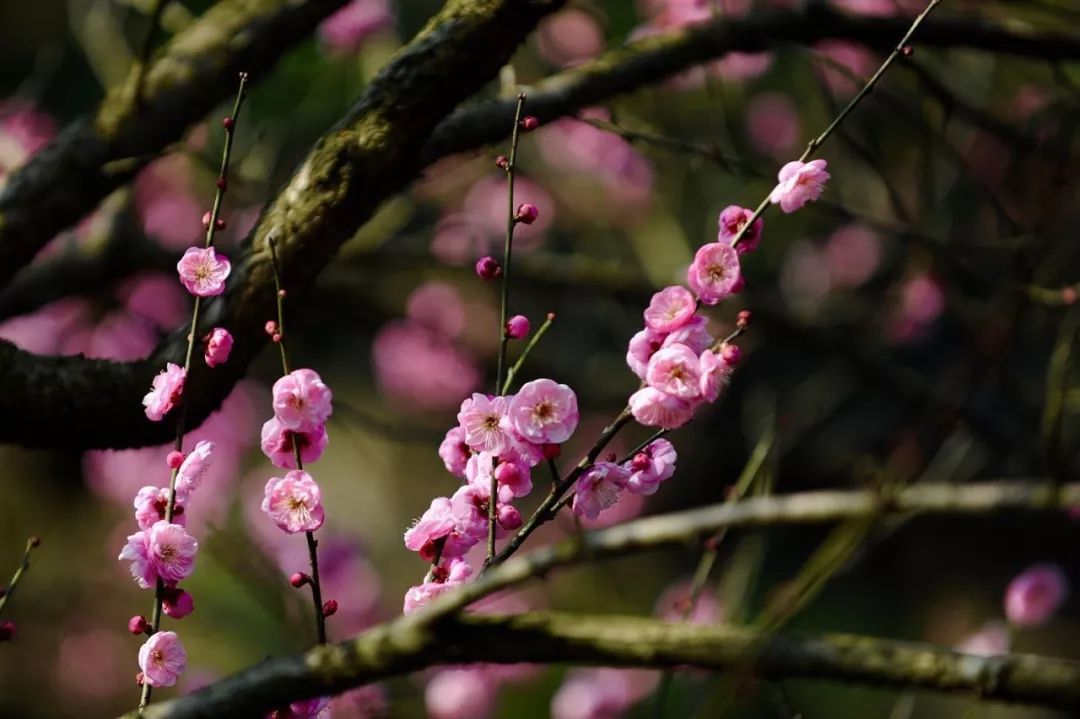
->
0;0;1078;716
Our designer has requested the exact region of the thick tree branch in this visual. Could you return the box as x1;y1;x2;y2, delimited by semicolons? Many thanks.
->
130;611;1080;718
0;0;349;287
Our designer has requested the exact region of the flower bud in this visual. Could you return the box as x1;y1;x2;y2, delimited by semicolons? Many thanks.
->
0;621;15;641
736;310;752;329
222;116;235;131
128;615;148;635
720;344;742;366
901;45;914;57
166;451;185;469
495;461;521;485
135;671;145;686
162;588;195;619
289;572;311;588
498;504;523;530
506;315;530;339
514;203;539;225
28;537;40;549
322;599;338;617
495;155;509;170
520;116;539;131
475;256;502;280
264;320;279;336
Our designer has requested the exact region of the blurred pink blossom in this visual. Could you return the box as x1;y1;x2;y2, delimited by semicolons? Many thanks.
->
712;52;773;82
815;41;878;95
372;320;482;411
746;93;801;157
0;100;55;189
552;668;660;719
955;621;1010;657
55;628;128;701
0;297;90;354
425;668;498;719
779;239;833;309
406;281;467;339
537;10;604;67
1005;563;1068;628
824;224;883;289
318;0;394;54
655;579;723;623
887;273;945;342
330;684;388;718
135;156;202;249
463;174;553;249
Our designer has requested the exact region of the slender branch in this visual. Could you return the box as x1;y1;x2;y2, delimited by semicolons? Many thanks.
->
502;311;555;394
128;610;1080;718
0;537;40;617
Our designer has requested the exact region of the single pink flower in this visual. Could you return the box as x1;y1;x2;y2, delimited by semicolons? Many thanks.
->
133;486;186;531
643;285;696;332
425;668;498;719
406;282;466;339
662;314;714;354
148;520;198;584
272;369;333;432
626;327;666;380
537;9;604;67
717;205;764;252
745;94;801;160
645;344;702;399
260;417;329;469
769;159;830;213
162;587;195;619
624;438;677;496
688;242;742;305
138;631;187;687
142;363;185;421
572;462;630;520
403;558;473;615
176;246;231;297
506;378;579;444
698;349;734;402
955;621;1010;657
655;579;723;624
451;482;506;537
204;327;233;367
118;530;157;589
628;386;695;429
458;394;511;454
404;496;479;561
438;426;471;477
262;470;326;534
175;440;214;498
317;0;393;54
494;457;533;498
1005;563;1068;627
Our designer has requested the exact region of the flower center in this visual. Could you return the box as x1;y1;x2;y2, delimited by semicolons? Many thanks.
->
288;497;309;513
533;400;555;423
482;414;500;431
706;263;726;281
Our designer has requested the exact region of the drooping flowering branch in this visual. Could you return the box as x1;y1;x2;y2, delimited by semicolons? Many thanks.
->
117;73;248;710
0;536;41;642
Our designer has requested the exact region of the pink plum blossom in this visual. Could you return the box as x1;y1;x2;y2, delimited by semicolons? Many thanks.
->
537;9;604;67
176;246;231;297
629;386;695;430
143;363;185;421
261;417;329;469
1005;563;1068;627
404;497;479;561
318;0;393;54
175;440;214;498
458;394;511;454
403;558;473;615
138;631;186;687
699;348;733;402
262;471;326;534
646;344;703;399
769;159;830;213
663;314;714;354
494;457;533;498
746;94;801;159
134;486;185;531
717;205;764;253
625;439;678;495
644;285;697;332
551;668;659;719
425;668;498;719
655;579;723;624
204;327;233;367
406;282;466;339
955;621;1010;657
438;427;471;476
272;369;333;432
148;520;198;584
506;378;580;444
572;462;630;520
372;321;482;411
626;328;666;380
119;530;157;588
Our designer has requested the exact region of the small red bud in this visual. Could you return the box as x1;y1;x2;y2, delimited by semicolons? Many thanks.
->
1062;287;1077;306
202;211;212;230
128;615;148;635
264;320;279;336
546;312;556;322
289;572;310;588
222;116;235;131
495;155;509;170
216;177;227;191
497;504;522;530
605;452;617;462
901;45;914;57
475;256;502;280
215;217;226;230
272;333;282;344
736;310;752;329
28;537;40;549
542;443;561;460
135;671;145;686
520;116;539;131
514;203;539;225
322;599;338;617
506;314;530;339
0;621;14;641
166;451;185;469
720;343;742;366
277;289;287;298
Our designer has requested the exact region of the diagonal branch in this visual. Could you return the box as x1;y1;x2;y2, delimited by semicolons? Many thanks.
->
129;611;1080;718
0;0;349;288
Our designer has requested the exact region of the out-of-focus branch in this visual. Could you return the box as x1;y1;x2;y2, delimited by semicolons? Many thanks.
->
0;0;349;287
131;609;1080;718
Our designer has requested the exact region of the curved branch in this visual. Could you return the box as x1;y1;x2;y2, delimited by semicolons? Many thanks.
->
130;611;1080;718
0;0;349;288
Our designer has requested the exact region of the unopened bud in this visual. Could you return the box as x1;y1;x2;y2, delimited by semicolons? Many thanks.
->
495;155;509;170
720;343;742;366
264;320;278;336
475;256;502;281
901;45;914;57
0;621;15;641
166;451;185;469
520;116;539;131
514;203;539;225
289;572;310;588
322;599;338;617
222;116;235;131
498;504;522;530
736;310;752;329
128;615;148;635
506;314;530;339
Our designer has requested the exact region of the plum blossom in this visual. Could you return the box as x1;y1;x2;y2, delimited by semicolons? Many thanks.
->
260;417;328;469
663;314;714;355
262;471;326;534
506;379;579;444
404;497;480;561
134;486;185;531
626;328;666;380
318;0;393;54
425;668;498;719
143;363;185;421
272;369;333;432
572;462;630;520
645;344;703;399
624;439;678;495
438;426;471;476
204;327;233;367
176;246;231;297
148;520;198;584
119;530;157;588
138;631;186;687
698;348;734;402
769;159;830;213
643;285;696;332
955;621;1010;657
551;668;660;719
691;240;743;302
717;205;764;252
458;394;511;454
629;386;695;430
175;440;214;497
1005;563;1068;627
403;558;473;614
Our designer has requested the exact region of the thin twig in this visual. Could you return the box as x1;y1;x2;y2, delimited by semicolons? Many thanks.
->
0;537;40;617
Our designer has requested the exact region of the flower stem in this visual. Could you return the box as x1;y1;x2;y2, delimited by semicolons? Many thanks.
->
138;72;248;712
730;0;942;250
0;537;40;617
487;92;527;564
267;236;327;647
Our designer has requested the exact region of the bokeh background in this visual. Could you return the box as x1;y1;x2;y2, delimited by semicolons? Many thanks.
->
0;0;1079;716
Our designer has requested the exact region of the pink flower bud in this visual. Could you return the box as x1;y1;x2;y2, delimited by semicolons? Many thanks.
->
278;289;287;298
222;116;235;131
1063;287;1078;305
514;203;539;225
494;461;521;485
128;615;148;635
495;155;509;170
506;315;530;339
498;504;522;530
216;177;227;191
203;327;233;368
264;320;278;336
272;333;282;344
201;212;226;230
166;451;185;469
736;310;752;329
901;45;914;57
520;116;539;131
135;672;145;686
720;344;742;366
0;621;15;641
322;599;339;617
631;453;651;472
289;572;311;588
475;256;502;280
1005;563;1068;627
162;588;195;619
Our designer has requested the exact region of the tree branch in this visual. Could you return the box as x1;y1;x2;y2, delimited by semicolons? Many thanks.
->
0;0;349;288
129;611;1080;718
